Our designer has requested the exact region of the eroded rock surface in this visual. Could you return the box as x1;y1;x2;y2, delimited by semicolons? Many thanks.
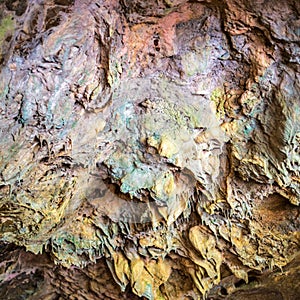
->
0;0;299;299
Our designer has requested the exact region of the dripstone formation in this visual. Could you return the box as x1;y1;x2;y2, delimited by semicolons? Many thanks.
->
0;0;299;299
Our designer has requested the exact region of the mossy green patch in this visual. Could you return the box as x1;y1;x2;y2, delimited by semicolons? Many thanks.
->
0;15;14;42
0;15;15;58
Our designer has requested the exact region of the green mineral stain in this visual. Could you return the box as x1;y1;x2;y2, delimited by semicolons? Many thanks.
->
144;99;200;134
77;70;91;86
143;283;154;300
210;87;225;119
120;167;155;195
243;124;253;136
182;105;202;129
107;153;135;180
181;49;210;76
210;87;223;105
71;119;78;128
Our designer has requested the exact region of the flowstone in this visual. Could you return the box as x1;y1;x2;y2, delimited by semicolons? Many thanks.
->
0;0;299;299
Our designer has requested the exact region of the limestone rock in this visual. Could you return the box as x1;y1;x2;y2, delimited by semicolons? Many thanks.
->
0;0;299;299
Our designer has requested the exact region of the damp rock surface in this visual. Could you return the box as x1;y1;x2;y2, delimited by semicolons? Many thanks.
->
0;0;299;299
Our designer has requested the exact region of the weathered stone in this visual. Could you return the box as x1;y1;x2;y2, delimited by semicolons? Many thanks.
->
0;0;299;299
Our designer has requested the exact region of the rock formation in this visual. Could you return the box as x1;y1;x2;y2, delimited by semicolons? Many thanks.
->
0;0;299;299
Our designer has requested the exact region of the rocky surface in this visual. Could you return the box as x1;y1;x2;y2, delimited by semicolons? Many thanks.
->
0;0;299;299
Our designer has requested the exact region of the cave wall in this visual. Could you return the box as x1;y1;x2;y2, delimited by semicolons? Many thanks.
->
0;0;299;299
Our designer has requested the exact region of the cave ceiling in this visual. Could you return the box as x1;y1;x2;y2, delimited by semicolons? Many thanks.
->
0;0;299;299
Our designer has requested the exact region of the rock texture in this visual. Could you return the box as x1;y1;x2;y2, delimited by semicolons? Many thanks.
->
0;0;299;299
